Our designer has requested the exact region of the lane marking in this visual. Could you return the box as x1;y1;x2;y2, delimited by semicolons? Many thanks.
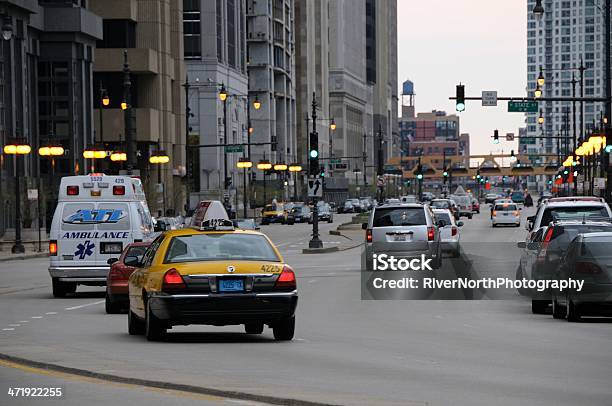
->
64;300;104;311
18;321;28;323
31;316;43;319
45;312;57;315
2;328;14;331
8;324;20;327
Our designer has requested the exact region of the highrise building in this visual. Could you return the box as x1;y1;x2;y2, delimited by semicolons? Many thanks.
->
246;0;297;183
183;0;249;207
90;0;186;216
526;0;606;191
0;0;102;235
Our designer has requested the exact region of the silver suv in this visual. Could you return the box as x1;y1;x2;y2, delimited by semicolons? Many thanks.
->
361;203;443;271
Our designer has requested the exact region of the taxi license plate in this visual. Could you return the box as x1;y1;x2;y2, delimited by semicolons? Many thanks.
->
218;279;244;292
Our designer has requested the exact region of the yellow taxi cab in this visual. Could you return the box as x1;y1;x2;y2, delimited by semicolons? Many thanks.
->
260;202;286;225
126;218;298;341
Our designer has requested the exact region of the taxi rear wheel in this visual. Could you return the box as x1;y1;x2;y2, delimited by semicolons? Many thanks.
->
244;322;264;334
128;310;145;335
105;292;121;314
145;301;166;341
273;316;295;341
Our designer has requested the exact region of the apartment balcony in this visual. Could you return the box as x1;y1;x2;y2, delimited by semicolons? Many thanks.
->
94;108;160;144
94;48;159;74
89;0;137;21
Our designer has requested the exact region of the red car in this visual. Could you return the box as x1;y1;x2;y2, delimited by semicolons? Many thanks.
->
105;242;150;314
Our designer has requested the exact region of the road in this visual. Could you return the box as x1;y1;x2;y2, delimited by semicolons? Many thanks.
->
1;209;611;406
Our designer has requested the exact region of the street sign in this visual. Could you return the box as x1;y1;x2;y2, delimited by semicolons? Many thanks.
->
307;178;323;198
482;91;497;107
224;145;244;153
334;163;348;170
508;100;538;113
330;158;342;164
506;133;514;141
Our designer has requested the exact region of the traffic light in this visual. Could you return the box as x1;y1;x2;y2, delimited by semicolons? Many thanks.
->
493;130;499;144
443;168;449;183
510;149;515;158
476;170;481;180
414;164;423;180
309;131;319;177
319;167;326;178
456;84;465;112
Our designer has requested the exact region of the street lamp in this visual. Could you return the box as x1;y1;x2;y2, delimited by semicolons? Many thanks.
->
237;157;253;218
252;96;261;110
330;118;336;131
533;0;545;20
257;159;272;205
537;67;545;87
219;83;228;102
4;139;31;253
538;110;545;124
110;152;127;162
289;163;302;201
273;163;288;171
83;146;107;172
1;15;12;41
150;149;170;215
534;84;542;99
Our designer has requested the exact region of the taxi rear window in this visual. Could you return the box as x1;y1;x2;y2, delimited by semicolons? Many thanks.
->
164;234;280;263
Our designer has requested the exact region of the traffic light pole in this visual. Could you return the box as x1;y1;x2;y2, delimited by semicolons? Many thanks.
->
309;92;323;249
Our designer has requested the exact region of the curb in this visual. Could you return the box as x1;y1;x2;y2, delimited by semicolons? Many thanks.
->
0;352;341;406
302;246;339;254
0;252;48;262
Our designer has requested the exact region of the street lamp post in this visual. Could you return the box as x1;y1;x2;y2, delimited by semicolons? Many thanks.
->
150;148;170;216
219;84;229;193
289;163;302;201
256;159;272;206
237;157;253;218
4;140;32;254
122;50;136;172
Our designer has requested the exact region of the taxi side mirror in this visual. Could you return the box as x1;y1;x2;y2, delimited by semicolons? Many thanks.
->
361;223;368;230
517;241;526;249
107;257;119;265
124;255;141;268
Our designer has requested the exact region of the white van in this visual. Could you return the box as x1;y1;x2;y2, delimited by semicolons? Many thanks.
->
49;175;155;297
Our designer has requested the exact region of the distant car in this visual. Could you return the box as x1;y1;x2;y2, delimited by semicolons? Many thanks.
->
450;195;473;219
421;192;435;202
517;221;612;314
511;191;525;205
313;203;333;223
347;198;363;213
484;193;500;204
552;232;612;321
430;199;459;220
105;242;150;314
471;199;480;214
385;198;401;205
286;205;311;224
361;203;443;271
232;218;260;230
261;203;286;225
400;195;418;204
341;201;355;213
433;208;463;257
491;202;520;227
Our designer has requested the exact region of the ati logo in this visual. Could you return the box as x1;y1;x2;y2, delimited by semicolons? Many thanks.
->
75;240;95;259
63;209;125;224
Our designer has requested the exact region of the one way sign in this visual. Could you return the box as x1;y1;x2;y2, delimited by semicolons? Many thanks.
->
308;178;323;198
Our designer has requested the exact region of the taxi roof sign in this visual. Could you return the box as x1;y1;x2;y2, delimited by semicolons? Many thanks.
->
190;200;229;228
198;218;234;231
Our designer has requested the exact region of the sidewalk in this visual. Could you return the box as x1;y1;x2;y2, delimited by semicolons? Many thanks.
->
0;250;48;262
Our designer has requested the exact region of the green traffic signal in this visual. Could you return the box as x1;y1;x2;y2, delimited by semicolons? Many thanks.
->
309;149;318;159
443;171;449;177
416;174;423;180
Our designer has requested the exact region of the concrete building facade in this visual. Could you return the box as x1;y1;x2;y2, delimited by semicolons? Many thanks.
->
0;0;102;235
90;0;186;215
183;0;250;208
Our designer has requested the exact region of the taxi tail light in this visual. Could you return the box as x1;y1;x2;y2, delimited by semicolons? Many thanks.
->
113;185;125;195
366;229;372;243
575;261;603;275
451;226;458;236
49;240;58;256
274;265;296;291
67;185;79;195
162;268;186;291
427;226;435;241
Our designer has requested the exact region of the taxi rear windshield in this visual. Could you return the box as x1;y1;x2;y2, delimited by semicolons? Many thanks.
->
373;208;426;227
164;234;280;263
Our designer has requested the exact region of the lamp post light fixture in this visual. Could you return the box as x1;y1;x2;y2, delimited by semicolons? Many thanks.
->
4;139;31;254
110;152;127;162
537;67;545;87
38;146;64;157
257;159;272;205
534;84;542;99
252;96;261;110
1;14;12;41
149;150;170;164
288;163;302;201
236;157;253;218
219;83;228;102
273;163;288;171
533;0;545;20
538;110;545;124
330;118;337;131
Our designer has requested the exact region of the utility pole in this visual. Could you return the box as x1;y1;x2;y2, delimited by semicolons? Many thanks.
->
123;50;136;172
184;75;191;211
362;132;367;187
309;92;322;249
605;0;612;203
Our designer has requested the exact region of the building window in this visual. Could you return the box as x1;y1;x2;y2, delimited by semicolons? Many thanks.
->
216;0;223;62
184;0;201;59
97;20;136;49
227;0;236;68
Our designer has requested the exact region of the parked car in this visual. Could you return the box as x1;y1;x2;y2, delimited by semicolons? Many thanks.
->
105;242;151;313
361;203;443;271
552;232;612;321
341;200;355;213
517;221;612;314
433;208;463;257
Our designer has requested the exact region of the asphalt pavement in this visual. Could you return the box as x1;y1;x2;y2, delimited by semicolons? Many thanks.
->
0;210;611;406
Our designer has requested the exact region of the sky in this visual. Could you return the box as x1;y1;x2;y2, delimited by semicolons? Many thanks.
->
397;0;527;155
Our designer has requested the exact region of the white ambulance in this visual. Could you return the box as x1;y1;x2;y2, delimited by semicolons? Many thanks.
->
49;174;155;297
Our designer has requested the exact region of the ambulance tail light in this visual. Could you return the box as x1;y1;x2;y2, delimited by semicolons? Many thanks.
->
274;265;296;291
162;268;186;291
113;185;125;195
49;240;58;256
67;186;79;195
